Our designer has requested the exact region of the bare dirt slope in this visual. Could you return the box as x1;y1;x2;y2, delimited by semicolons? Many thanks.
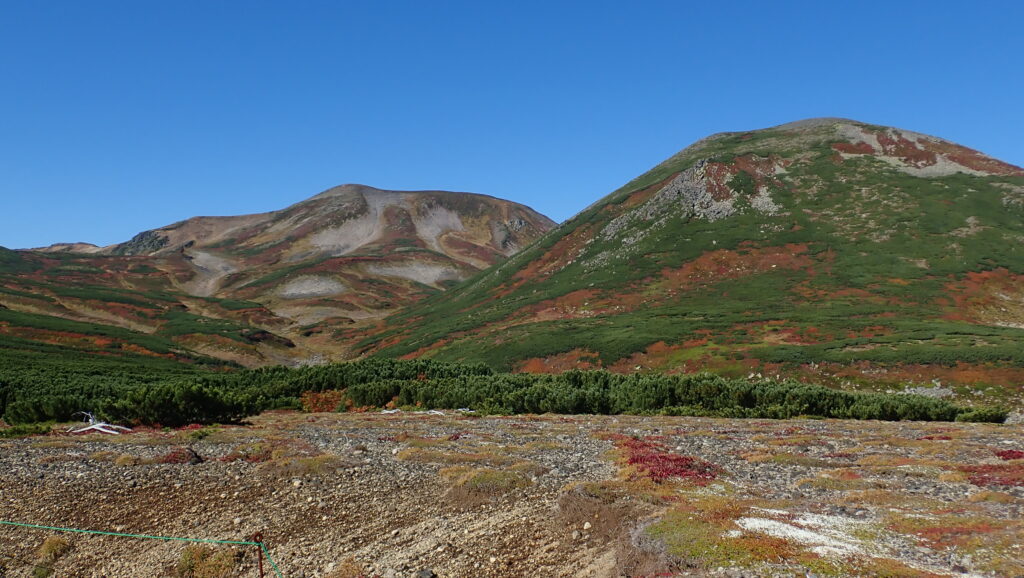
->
1;412;1022;577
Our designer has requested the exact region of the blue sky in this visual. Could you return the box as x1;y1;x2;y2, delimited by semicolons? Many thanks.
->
2;1;1021;249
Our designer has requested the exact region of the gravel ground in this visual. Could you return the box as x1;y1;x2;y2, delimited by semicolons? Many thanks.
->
1;412;1022;577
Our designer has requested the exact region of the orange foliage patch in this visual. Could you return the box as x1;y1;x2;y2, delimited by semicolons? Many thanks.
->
845;128;1024;175
657;244;813;291
619;174;679;209
944;268;1024;324
608;341;689;373
496;224;596;298
515;349;602;373
500;289;605;327
300;390;345;413
606;335;730;374
0;326;121;350
398;338;451;360
119;343;175;359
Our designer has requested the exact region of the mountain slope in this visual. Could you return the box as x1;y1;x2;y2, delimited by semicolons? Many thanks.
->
359;118;1024;402
2;186;555;366
98;185;554;328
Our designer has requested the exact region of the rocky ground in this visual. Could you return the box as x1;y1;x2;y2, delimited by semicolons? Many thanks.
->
1;412;1022;577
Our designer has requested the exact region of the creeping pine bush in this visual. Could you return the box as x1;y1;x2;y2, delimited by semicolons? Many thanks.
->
1;359;1007;426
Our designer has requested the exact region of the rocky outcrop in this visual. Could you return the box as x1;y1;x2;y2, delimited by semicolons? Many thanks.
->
110;230;169;256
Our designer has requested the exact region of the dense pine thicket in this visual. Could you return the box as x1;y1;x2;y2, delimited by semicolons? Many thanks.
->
0;355;1005;427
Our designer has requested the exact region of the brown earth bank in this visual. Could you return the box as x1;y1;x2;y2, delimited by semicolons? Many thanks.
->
1;412;1023;577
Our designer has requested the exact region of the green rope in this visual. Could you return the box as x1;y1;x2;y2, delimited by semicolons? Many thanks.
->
260;543;284;576
0;520;284;576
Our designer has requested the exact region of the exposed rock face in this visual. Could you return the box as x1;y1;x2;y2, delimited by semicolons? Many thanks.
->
110;230;170;255
592;161;744;269
600;161;742;242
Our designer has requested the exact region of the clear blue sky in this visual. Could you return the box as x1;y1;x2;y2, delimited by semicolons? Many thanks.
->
2;1;1021;249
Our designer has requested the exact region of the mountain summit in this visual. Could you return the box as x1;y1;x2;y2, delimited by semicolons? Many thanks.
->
362;119;1024;395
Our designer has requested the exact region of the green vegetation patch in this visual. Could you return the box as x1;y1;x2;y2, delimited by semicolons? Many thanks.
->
0;358;1003;429
0;247;42;274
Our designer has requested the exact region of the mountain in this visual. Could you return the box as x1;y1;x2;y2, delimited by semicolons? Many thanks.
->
359;119;1024;401
0;186;555;366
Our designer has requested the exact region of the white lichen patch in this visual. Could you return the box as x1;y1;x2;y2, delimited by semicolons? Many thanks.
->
277;276;348;299
951;216;987;237
364;262;465;287
735;509;869;557
412;205;466;253
995;182;1024;208
309;212;382;256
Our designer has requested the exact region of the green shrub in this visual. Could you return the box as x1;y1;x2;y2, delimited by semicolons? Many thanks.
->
0;422;53;438
0;358;998;427
955;406;1009;423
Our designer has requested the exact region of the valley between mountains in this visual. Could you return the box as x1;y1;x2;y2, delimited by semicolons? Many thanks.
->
2;118;1024;577
4;117;1022;407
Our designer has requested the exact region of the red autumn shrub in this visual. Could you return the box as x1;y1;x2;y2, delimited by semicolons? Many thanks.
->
613;436;719;484
158;447;203;465
300;390;345;413
960;463;1024;487
994;449;1024;461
